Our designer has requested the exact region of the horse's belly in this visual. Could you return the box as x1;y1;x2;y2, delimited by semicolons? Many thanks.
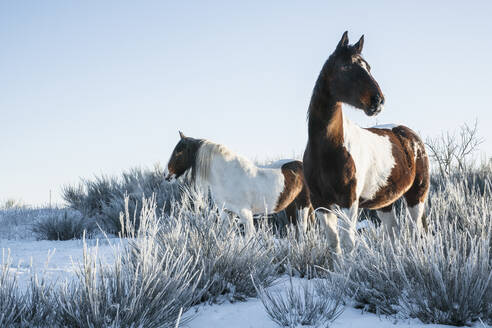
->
251;204;276;215
213;185;279;215
359;179;413;209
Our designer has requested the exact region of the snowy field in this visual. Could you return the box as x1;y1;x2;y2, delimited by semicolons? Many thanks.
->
1;164;490;327
1;238;116;290
188;278;461;328
2;232;490;328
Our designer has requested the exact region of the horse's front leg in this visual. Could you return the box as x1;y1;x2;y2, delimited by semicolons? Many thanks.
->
239;208;255;237
316;209;342;255
339;201;359;253
298;207;310;235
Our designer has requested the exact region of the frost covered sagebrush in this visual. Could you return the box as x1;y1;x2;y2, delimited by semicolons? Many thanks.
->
271;225;335;278
256;274;344;328
56;189;279;327
156;188;278;302
0;254;24;327
56;198;204;328
62;165;182;234
0;252;55;328
336;168;492;325
1;163;491;327
31;210;91;241
0;207;67;240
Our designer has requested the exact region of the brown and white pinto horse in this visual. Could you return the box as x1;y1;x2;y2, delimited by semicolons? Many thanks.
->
303;32;430;253
165;132;313;236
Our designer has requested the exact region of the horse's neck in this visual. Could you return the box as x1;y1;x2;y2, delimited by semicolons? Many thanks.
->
307;79;345;147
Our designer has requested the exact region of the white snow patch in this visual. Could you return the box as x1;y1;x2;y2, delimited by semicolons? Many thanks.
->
187;277;472;328
257;158;297;169
371;123;399;130
1;238;117;289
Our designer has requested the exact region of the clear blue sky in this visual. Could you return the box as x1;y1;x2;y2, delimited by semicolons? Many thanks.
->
1;1;491;205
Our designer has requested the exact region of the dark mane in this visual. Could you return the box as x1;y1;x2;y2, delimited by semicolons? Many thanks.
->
188;139;205;183
306;58;333;123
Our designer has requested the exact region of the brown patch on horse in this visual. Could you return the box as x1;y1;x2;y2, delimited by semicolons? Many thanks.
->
303;141;357;210
404;137;430;207
274;161;309;212
305;98;357;211
359;126;428;210
325;104;344;144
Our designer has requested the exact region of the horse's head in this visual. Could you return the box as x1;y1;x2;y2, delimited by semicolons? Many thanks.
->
165;131;202;182
324;31;385;116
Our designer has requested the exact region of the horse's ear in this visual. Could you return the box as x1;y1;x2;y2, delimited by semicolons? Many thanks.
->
353;35;364;54
179;131;185;139
336;31;349;50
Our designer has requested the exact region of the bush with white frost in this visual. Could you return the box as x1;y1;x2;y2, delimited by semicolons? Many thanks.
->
272;225;335;278
256;274;344;328
56;198;204;328
31;210;91;241
0;253;55;328
62;165;182;234
0;207;68;240
156;188;278;302
336;168;492;325
1;140;491;327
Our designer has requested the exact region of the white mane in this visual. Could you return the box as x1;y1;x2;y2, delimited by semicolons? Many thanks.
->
195;140;257;182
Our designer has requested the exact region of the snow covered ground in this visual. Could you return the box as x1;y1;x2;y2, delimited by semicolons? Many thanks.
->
189;300;457;328
188;277;473;328
0;237;116;289
2;238;489;328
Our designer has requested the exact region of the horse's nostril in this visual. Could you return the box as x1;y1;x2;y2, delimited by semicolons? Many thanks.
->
372;94;384;106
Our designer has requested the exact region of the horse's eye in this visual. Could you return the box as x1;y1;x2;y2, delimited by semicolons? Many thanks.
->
340;64;351;71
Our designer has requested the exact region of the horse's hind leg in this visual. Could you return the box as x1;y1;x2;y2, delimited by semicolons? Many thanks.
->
404;191;427;233
407;202;425;231
377;204;398;240
239;208;255;237
285;184;312;236
285;204;307;241
404;151;430;233
219;209;235;234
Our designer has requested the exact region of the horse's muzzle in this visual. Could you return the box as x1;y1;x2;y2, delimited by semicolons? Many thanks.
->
364;104;384;116
365;95;385;116
165;173;176;182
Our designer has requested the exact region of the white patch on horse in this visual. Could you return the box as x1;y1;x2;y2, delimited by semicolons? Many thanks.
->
195;141;285;215
339;202;359;253
342;113;396;201
408;202;425;230
377;209;398;240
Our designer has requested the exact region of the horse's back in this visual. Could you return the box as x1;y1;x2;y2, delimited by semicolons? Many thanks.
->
280;160;303;172
259;158;298;169
367;124;426;169
360;124;429;209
